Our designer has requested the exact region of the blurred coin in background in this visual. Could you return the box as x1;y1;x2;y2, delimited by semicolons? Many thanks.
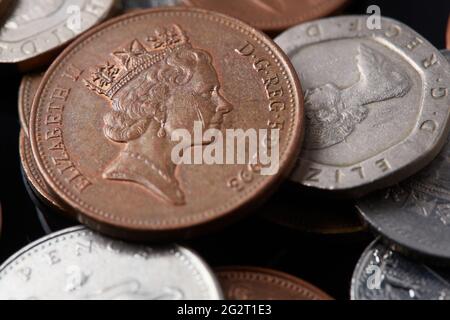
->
216;266;332;300
262;183;365;236
0;226;223;299
18;73;43;137
276;16;450;197
0;0;116;70
181;0;350;33
351;238;450;300
121;0;181;10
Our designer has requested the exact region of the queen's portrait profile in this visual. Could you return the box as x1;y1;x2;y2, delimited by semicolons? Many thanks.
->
84;25;233;206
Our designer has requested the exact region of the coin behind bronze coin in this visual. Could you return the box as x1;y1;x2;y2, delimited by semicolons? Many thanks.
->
19;73;43;137
181;0;349;32
29;8;304;241
356;51;450;264
0;0;116;70
216;266;332;300
276;16;450;197
447;15;450;49
263;183;365;235
121;0;181;10
19;130;66;212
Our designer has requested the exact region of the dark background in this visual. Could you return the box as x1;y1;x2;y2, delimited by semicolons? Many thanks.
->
0;0;449;300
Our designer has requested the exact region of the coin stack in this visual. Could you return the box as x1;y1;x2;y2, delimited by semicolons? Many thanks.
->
0;0;449;301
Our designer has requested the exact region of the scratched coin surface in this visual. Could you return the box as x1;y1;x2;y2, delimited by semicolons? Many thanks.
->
351;238;450;300
19;73;44;137
0;0;115;66
216;266;332;300
357;51;450;262
0;226;223;299
29;8;304;240
181;0;349;32
276;16;450;196
121;0;181;10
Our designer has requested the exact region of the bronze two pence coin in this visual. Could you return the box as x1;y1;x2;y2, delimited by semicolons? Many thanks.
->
29;8;304;241
181;0;350;32
216;266;332;300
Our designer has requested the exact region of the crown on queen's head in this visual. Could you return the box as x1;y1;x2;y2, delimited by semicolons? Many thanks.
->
84;24;189;99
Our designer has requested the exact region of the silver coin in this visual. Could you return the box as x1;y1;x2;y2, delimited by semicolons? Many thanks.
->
275;16;450;196
0;226;222;300
0;0;115;65
121;0;180;9
356;50;450;263
351;238;450;300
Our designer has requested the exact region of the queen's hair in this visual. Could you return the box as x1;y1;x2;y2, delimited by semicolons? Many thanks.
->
103;45;212;143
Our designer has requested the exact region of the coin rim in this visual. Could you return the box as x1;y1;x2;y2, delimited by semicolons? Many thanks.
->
29;7;304;238
0;0;116;63
181;0;349;31
276;15;450;195
216;265;333;300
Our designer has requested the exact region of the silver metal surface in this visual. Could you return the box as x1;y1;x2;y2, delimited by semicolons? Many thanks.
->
276;16;450;196
355;50;450;262
0;0;115;63
351;238;450;300
0;226;223;300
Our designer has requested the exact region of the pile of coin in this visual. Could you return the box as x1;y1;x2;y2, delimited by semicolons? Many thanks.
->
0;0;450;300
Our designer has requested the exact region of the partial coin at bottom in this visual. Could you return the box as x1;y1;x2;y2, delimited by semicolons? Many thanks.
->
351;238;450;300
0;226;223;300
216;266;332;300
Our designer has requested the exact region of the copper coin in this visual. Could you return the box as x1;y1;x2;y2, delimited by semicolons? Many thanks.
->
216;266;332;300
30;8;304;240
181;0;349;32
18;73;44;137
19;130;65;211
0;0;115;70
447;15;450;49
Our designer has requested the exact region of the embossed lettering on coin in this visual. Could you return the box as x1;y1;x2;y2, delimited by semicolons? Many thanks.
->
0;227;223;299
0;0;115;65
29;8;303;240
357;49;450;262
276;16;450;195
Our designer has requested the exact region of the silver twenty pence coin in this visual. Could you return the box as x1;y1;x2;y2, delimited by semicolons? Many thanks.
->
356;51;450;263
275;16;450;196
0;0;115;66
0;226;223;300
351;238;450;300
